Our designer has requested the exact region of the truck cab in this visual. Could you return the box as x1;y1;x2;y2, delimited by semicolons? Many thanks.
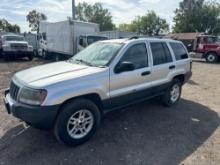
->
196;35;220;63
77;35;108;52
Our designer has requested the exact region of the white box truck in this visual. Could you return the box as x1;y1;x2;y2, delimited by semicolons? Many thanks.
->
38;19;108;60
96;30;137;39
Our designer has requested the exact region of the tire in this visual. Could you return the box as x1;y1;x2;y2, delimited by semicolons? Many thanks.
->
206;53;218;63
0;49;2;58
3;52;10;61
28;54;34;61
42;50;47;60
55;54;60;62
161;79;182;107
54;98;101;146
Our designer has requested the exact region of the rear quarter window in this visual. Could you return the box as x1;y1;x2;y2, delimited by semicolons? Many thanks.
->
170;42;188;60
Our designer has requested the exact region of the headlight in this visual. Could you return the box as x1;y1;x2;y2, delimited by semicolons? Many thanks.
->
18;87;47;105
2;44;10;51
28;45;33;51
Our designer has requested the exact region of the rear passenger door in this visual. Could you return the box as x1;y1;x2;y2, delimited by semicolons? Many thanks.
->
149;42;174;88
169;42;191;73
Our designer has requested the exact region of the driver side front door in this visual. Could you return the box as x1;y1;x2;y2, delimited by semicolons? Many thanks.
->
108;42;152;110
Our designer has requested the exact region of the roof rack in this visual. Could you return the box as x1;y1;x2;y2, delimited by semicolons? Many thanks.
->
128;36;139;40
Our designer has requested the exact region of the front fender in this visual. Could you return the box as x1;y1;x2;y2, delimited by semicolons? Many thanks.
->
43;83;109;106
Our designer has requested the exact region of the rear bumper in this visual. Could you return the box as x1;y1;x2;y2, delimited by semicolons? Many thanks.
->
184;71;192;84
4;90;60;130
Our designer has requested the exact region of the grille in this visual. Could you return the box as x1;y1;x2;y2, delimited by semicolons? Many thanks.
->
11;43;27;49
10;81;20;101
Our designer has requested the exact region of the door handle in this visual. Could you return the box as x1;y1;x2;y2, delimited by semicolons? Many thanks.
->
141;71;151;76
169;65;176;70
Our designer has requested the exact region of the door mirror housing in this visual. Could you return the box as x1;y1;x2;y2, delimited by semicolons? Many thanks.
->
115;61;135;73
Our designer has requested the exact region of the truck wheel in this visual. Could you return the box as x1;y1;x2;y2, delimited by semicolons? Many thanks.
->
42;50;47;60
28;54;34;61
0;49;2;58
161;79;182;107
3;53;10;61
206;53;218;63
54;99;101;146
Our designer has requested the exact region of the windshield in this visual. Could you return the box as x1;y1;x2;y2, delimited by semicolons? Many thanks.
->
207;37;219;43
4;36;24;41
87;36;108;45
70;42;123;67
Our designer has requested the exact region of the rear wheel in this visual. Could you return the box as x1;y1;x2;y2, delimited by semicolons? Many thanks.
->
42;50;47;59
54;99;101;146
161;79;182;107
206;53;218;63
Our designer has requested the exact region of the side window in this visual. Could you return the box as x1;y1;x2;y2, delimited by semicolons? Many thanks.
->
79;36;83;46
79;36;87;47
120;43;148;69
170;42;188;60
150;42;173;66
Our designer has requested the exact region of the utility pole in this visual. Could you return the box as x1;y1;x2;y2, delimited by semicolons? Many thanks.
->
72;0;76;20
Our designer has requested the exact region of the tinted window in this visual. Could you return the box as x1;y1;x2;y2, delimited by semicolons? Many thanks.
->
170;42;188;60
150;42;173;66
87;36;108;45
120;43;148;69
4;36;24;41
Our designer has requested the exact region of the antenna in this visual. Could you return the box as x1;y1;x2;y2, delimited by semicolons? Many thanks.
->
72;0;76;20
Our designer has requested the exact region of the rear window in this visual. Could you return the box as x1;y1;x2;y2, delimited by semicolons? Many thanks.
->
170;42;188;60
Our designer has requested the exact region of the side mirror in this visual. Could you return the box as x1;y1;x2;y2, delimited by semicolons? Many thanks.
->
115;61;135;74
187;44;192;47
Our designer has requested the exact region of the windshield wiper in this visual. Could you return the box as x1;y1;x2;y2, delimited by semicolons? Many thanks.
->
74;59;93;67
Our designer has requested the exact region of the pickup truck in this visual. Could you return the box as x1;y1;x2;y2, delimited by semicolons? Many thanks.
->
4;38;192;146
0;34;34;61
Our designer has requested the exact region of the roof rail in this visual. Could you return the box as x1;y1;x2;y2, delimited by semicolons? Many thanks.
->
128;36;139;40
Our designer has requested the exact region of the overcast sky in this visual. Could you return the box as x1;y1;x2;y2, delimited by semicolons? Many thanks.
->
0;0;207;32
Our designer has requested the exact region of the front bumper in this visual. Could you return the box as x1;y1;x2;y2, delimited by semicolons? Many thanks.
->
3;50;33;58
4;90;60;130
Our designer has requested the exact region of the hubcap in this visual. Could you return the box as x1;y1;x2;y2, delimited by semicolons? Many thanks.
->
170;84;180;103
67;110;94;139
207;54;215;62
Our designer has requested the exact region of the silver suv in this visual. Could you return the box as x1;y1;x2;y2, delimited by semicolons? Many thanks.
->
4;38;192;146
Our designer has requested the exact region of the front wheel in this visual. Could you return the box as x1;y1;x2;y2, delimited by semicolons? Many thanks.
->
28;54;34;61
54;99;101;146
3;53;10;61
206;53;218;63
161;79;182;107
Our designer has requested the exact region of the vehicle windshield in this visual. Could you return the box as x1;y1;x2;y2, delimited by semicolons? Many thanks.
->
4;36;25;41
87;36;108;45
69;42;124;67
206;36;220;43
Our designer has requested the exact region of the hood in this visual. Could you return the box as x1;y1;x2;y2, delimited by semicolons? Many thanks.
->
4;41;28;45
14;61;104;87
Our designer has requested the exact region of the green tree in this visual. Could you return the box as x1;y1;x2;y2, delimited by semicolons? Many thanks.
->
26;10;47;33
118;11;169;35
173;0;220;35
76;2;115;31
0;19;20;33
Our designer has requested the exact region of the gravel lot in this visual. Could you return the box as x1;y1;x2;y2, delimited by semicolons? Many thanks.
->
0;58;220;165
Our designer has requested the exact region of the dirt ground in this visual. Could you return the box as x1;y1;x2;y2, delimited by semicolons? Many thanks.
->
0;58;219;165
